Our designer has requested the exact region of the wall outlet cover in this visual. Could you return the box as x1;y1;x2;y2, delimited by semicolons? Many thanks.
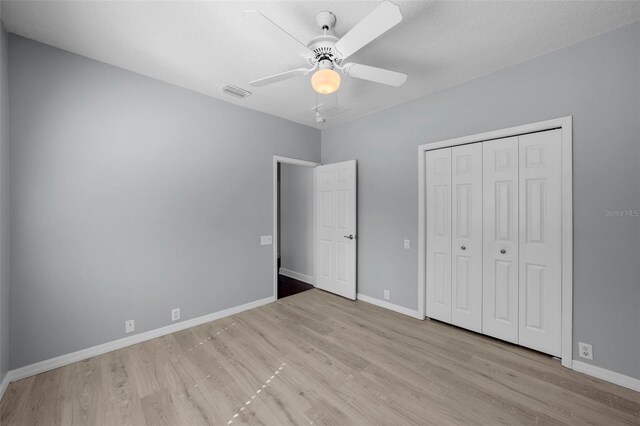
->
404;239;410;249
261;235;273;245
125;319;135;334
384;290;390;300
578;342;593;360
172;308;180;321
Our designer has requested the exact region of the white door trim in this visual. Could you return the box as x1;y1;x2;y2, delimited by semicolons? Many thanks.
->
273;156;320;300
417;116;573;368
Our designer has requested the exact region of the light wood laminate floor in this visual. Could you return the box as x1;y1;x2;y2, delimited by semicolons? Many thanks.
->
1;289;639;425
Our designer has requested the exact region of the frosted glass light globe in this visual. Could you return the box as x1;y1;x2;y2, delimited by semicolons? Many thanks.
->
311;69;341;94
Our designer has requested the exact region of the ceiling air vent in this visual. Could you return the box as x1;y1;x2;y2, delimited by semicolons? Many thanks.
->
222;85;252;99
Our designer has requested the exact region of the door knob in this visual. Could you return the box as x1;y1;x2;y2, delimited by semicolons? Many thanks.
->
344;234;355;240
500;249;506;254
461;246;466;250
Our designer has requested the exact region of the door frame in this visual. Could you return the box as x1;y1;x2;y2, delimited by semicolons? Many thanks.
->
417;116;573;368
273;155;320;300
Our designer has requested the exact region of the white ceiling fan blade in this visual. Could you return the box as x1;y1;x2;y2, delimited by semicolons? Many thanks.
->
343;63;407;86
244;11;313;59
249;68;310;87
332;1;402;59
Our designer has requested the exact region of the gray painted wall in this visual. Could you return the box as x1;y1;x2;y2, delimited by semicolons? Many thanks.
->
280;163;314;278
8;35;320;369
3;21;639;384
0;22;9;382
322;23;640;379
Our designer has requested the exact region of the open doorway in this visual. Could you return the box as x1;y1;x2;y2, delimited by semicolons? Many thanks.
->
273;156;358;301
273;156;319;299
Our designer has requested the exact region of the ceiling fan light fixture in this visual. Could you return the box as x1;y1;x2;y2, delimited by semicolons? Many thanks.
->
311;68;341;94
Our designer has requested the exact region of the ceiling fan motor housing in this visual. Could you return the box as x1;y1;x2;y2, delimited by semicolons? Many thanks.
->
307;34;340;65
308;10;341;66
317;58;334;70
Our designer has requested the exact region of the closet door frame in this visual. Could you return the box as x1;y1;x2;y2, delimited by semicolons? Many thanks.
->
418;116;573;369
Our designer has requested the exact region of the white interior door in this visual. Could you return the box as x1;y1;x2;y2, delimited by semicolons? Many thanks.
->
426;148;452;323
451;143;483;332
482;137;519;344
315;160;357;300
518;130;562;356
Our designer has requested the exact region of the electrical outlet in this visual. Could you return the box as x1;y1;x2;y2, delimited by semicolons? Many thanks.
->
578;342;593;360
125;319;135;334
261;235;272;245
384;290;390;300
404;239;410;250
172;308;180;322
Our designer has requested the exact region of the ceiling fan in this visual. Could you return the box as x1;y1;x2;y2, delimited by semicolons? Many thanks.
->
245;1;407;95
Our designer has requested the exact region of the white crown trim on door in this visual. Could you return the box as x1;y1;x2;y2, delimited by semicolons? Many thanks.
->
572;360;640;392
279;268;315;285
357;293;422;320
0;296;275;396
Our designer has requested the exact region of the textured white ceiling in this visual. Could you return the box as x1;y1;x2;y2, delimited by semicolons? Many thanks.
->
2;1;639;128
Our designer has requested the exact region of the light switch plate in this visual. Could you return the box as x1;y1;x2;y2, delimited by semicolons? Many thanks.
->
404;239;410;249
261;235;273;245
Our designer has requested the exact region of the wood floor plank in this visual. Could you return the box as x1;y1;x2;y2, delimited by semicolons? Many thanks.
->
140;388;178;426
0;376;36;425
23;366;69;425
61;356;103;425
1;289;638;425
99;349;146;426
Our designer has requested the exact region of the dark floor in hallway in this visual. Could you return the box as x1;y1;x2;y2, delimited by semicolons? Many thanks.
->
277;274;314;299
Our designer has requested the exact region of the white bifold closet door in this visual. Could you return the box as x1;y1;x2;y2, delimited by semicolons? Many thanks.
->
426;129;562;356
482;137;520;344
518;130;562;356
425;148;452;323
451;143;483;332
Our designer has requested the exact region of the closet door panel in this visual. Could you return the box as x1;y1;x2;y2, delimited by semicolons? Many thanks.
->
482;137;519;343
426;148;452;323
451;143;483;332
518;130;562;356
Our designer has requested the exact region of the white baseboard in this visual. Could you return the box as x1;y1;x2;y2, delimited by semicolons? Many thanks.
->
357;293;422;320
355;293;638;392
279;268;315;285
572;360;640;392
3;296;275;387
0;372;9;401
